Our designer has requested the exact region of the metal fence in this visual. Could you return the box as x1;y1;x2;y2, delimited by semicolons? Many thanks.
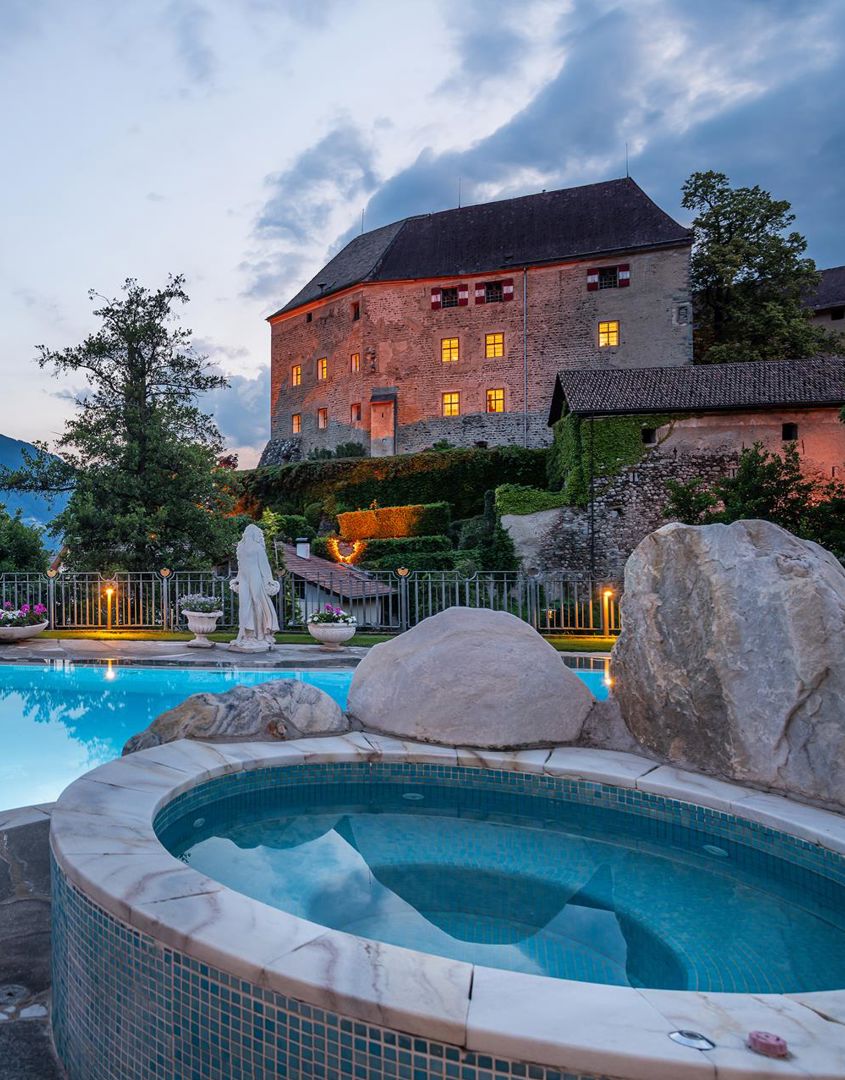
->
0;569;621;636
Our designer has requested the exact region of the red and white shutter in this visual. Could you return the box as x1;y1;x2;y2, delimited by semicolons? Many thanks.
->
618;263;630;287
586;268;599;291
430;287;442;310
475;283;486;304
502;278;514;301
458;284;469;306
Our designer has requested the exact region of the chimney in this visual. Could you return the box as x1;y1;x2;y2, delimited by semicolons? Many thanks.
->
295;538;311;560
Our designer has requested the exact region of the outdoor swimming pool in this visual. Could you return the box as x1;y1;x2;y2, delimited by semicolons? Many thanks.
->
0;661;608;809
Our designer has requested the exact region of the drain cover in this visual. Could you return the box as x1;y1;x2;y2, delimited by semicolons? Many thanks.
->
669;1030;715;1050
703;844;729;858
402;793;424;801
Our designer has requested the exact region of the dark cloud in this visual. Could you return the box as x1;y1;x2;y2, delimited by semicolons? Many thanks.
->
167;0;216;86
203;365;270;451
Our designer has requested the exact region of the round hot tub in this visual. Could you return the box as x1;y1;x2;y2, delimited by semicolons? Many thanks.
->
50;735;845;1079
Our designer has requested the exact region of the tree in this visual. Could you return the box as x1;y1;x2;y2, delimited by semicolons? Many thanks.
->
0;506;48;572
664;443;845;558
682;171;839;363
0;276;242;570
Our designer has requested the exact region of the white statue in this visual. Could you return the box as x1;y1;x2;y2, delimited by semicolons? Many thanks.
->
228;523;280;652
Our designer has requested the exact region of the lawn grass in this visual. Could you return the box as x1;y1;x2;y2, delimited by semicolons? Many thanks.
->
37;629;615;652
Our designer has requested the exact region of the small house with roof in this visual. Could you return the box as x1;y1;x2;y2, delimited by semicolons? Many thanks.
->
805;266;845;339
279;541;394;629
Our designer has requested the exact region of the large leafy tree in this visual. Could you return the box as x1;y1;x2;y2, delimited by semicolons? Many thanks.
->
682;171;839;363
0;276;243;570
0;506;48;572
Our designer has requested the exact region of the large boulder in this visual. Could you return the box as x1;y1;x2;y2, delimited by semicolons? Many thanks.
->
123;678;346;754
613;519;845;808
346;607;594;747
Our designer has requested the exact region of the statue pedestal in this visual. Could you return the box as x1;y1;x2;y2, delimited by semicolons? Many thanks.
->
227;639;275;654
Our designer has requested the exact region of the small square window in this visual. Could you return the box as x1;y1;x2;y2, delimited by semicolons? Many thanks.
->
350;352;360;373
351;301;360;321
291;364;301;387
292;413;301;434
486;389;505;413
441;337;459;363
598;267;618;289
441;287;459;309
831;306;845;321
641;427;656;445
485;282;504;303
350;402;362;424
782;422;798;441
442;392;460;417
485;332;504;359
317;357;327;381
306;312;313;323
598;320;620;347
677;304;690;325
317;408;328;430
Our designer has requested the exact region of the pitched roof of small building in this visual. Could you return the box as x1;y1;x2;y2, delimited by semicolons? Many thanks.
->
549;357;845;423
271;178;692;318
282;544;394;598
805;265;845;311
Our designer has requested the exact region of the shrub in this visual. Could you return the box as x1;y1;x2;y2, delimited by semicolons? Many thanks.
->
337;502;451;540
303;502;323;529
495;484;571;516
334;441;367;458
362;536;452;558
365;551;458;572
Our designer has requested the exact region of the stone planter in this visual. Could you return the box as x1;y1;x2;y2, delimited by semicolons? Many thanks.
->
0;620;48;643
183;610;223;649
307;623;356;650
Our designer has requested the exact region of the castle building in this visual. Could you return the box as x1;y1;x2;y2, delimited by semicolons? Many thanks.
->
260;178;693;465
806;266;845;339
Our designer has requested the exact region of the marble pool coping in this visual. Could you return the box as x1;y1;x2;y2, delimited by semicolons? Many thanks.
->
50;737;845;1080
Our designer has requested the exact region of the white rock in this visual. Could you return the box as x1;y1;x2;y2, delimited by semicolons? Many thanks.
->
613;519;845;809
346;607;593;748
123;678;347;754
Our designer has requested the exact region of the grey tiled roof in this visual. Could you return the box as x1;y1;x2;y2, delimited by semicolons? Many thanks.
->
551;357;845;421
806;266;845;310
272;178;692;317
282;544;394;598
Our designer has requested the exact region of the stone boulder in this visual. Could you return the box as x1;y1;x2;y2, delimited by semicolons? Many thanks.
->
613;519;845;808
123;678;347;754
346;607;594;748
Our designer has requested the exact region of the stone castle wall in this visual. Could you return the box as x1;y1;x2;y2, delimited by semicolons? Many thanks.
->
263;245;692;460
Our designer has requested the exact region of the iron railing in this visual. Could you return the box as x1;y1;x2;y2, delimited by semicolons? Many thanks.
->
0;569;621;635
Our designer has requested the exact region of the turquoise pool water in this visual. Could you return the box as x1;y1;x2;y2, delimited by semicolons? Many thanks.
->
0;662;607;809
161;768;845;994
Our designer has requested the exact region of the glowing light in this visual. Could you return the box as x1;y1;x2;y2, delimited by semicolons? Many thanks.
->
104;660;116;682
105;587;115;597
603;589;614;599
326;537;366;565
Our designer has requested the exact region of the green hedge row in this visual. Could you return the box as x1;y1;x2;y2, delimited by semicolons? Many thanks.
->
495;484;571;516
243;446;548;520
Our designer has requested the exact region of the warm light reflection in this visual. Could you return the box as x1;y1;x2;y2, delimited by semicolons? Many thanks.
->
326;537;366;565
104;660;116;682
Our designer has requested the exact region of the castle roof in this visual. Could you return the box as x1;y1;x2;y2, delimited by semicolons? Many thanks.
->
805;265;845;311
549;356;845;423
271;178;692;318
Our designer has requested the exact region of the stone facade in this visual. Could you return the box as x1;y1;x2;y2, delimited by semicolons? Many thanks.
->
507;405;845;578
263;247;692;461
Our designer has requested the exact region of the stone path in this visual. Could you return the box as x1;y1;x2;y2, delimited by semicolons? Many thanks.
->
0;637;367;669
0;806;64;1079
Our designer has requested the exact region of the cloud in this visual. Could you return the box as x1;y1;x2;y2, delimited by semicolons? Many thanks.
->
202;365;270;453
167;0;216;86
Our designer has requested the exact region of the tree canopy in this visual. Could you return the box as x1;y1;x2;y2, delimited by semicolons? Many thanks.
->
0;276;244;570
682;171;838;364
0;506;48;572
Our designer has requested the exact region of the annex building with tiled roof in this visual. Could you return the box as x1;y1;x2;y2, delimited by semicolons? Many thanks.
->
261;178;694;464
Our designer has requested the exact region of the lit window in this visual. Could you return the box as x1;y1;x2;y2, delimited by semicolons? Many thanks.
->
441;287;459;308
291;364;301;387
317;408;328;429
441;337;459;363
350;402;362;424
317;357;327;380
486;389;505;413
485;282;504;303
351;301;360;321
442;392;460;417
350;352;360;373
598;267;618;289
292;413;301;434
598;320;620;347
485;332;504;358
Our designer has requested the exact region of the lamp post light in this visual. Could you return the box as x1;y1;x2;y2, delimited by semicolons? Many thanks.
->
104;585;116;632
601;587;614;638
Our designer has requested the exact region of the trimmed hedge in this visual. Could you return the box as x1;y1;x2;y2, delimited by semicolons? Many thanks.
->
495;484;570;516
362;536;452;558
337;502;451;540
242;446;548;521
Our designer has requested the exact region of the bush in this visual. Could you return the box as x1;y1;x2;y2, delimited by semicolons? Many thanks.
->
362;536;452;559
337;502;451;540
303;502;323;529
364;551;458;572
334;441;367;459
495;484;570;516
243;446;548;522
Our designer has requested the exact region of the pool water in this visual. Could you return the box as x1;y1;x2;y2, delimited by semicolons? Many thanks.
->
0;662;608;809
161;771;845;994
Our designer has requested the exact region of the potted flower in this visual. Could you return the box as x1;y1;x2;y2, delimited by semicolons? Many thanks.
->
0;601;49;642
307;604;357;649
179;594;224;649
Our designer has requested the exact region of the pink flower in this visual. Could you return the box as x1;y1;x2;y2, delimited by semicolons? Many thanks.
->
20;604;30;614
34;603;47;615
